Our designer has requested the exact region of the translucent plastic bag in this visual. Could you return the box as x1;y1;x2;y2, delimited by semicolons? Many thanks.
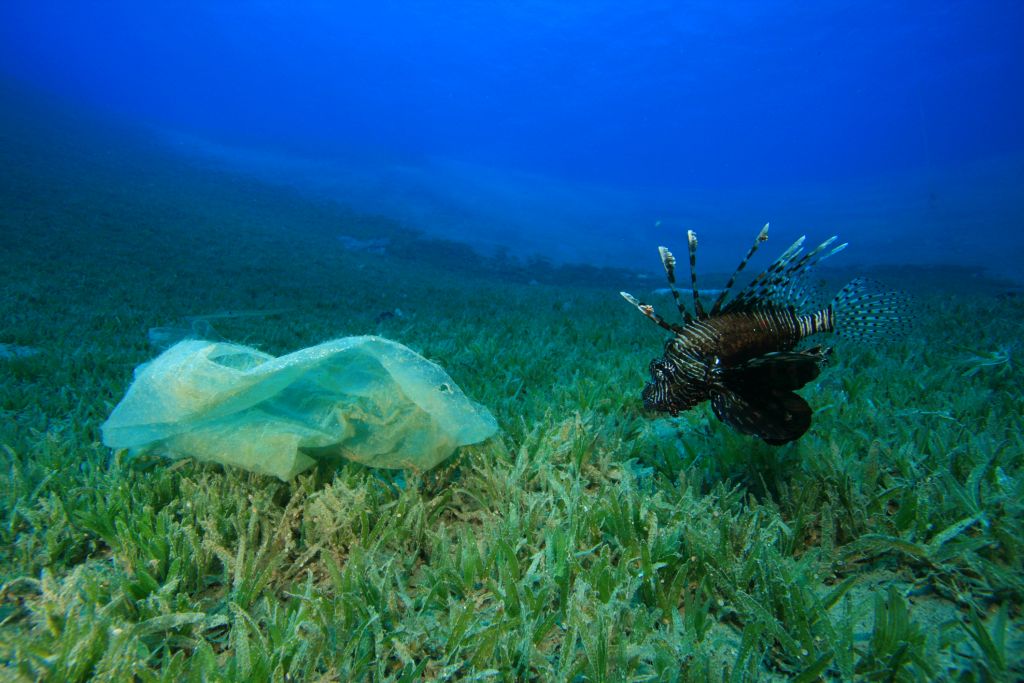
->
101;337;497;480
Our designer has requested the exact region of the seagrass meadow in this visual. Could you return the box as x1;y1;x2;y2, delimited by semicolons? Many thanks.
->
2;108;1024;682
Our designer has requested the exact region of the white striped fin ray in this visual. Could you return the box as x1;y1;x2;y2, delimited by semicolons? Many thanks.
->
658;246;693;323
686;231;707;319
724;235;846;314
620;291;684;333
710;223;770;316
770;237;847;312
722;236;805;312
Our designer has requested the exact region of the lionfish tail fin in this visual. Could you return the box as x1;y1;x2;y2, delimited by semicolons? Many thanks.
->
831;278;912;341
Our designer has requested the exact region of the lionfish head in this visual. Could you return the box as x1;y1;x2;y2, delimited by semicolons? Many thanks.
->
642;357;702;415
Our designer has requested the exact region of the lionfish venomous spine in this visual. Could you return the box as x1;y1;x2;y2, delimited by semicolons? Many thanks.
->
622;224;906;444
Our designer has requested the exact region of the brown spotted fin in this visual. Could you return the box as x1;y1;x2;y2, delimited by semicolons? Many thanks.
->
710;385;813;445
721;349;829;392
709;350;829;444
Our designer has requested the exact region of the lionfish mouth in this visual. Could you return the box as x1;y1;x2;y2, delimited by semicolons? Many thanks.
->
640;379;662;411
641;358;685;415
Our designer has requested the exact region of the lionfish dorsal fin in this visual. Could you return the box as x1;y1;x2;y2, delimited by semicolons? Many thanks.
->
686;230;707;319
722;233;847;313
776;236;847;310
658;246;692;323
725;235;805;311
710;223;770;316
620;291;682;333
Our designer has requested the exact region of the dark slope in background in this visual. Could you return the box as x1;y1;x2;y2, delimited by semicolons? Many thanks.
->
1;2;1023;281
2;77;1018;299
0;79;645;291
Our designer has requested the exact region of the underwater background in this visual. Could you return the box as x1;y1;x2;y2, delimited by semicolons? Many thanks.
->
1;1;1022;680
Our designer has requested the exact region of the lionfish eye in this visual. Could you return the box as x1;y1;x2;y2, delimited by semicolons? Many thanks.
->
649;358;673;381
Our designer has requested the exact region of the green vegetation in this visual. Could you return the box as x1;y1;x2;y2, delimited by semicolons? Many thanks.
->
1;100;1022;680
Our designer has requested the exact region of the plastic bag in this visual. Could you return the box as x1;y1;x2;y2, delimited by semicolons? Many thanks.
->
101;336;498;480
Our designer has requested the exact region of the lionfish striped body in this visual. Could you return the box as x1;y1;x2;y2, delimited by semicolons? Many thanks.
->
622;224;905;444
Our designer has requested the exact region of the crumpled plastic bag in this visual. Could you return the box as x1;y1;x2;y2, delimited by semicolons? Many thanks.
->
101;336;498;480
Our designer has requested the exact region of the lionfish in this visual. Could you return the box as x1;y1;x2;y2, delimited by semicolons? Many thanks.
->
622;224;905;444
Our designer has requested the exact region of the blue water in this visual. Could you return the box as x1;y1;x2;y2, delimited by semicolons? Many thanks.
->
2;1;1022;279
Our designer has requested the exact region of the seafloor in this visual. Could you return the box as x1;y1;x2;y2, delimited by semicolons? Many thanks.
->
1;98;1022;681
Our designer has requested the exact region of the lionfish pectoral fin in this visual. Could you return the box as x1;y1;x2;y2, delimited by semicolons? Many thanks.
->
710;387;813;445
722;350;827;392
